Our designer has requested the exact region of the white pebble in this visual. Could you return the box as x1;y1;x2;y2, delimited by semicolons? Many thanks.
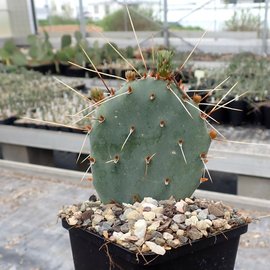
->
145;241;166;255
134;219;147;239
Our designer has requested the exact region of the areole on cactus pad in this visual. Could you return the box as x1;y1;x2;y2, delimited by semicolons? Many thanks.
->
89;51;212;204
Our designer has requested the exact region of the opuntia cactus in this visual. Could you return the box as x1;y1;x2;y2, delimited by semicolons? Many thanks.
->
89;50;213;204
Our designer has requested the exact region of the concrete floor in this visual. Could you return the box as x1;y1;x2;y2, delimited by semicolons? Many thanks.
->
0;161;269;270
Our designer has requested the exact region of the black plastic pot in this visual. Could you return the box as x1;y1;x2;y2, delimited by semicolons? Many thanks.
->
62;219;248;270
261;105;270;129
229;100;247;126
0;116;18;125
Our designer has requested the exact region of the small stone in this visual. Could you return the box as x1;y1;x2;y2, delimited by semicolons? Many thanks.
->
196;219;212;231
81;209;94;221
80;203;86;212
104;214;115;221
197;209;208;220
170;223;179;232
89;194;97;202
126;210;141;220
167;239;180;248
175;200;188;213
185;198;194;204
92;214;104;226
178;235;189;244
151;207;163;215
208;214;217;221
135;238;145;247
224;211;231;220
172;214;186;224
148;220;161;231
208;204;224;217
134;219;147;239
103;231;109;239
225;223;232;230
185;216;198;226
145;241;166;255
120;223;129;233
158;220;172;231
163;232;174;240
141;244;151;253
73;211;82;219
176;229;184;236
189;204;199;211
212;219;227;229
68;216;78;226
99;222;112;232
154;237;166;246
126;235;139;242
142;197;158;206
143;211;156;221
186;227;203;241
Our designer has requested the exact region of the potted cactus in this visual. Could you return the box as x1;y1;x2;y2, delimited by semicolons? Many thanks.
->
60;50;249;270
26;32;56;74
0;39;27;68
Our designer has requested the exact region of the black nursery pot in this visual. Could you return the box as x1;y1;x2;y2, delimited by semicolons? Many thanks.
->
229;100;247;126
62;220;248;270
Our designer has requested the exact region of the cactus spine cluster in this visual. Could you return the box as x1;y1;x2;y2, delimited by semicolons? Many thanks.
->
89;51;212;204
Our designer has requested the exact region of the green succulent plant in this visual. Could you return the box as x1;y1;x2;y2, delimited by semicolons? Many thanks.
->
0;39;27;66
89;50;213;204
27;32;55;65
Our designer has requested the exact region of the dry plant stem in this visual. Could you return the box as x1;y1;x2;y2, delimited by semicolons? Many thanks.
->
208;82;238;115
136;247;148;264
151;35;155;70
99;242;116;270
68;61;127;81
200;76;231;102
179;31;207;71
53;77;91;103
201;160;213;183
184;100;219;124
22;117;84;131
72;92;130;124
187;88;223;93
210;91;249;115
72;109;97;125
200;103;242;112
167;86;193;118
95;30;141;77
80;45;110;93
125;4;147;72
80;163;92;182
255;214;270;220
144;254;160;266
214;138;270;147
76;129;92;163
80;154;92;164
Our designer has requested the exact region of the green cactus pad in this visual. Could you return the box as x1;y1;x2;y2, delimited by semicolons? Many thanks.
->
90;76;211;204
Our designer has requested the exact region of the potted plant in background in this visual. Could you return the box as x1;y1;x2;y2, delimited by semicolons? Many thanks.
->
26;32;56;74
59;50;249;270
0;39;27;70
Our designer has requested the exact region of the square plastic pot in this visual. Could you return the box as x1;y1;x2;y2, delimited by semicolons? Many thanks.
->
62;219;248;270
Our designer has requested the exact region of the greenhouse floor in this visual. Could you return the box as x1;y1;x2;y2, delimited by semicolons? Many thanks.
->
0;160;269;270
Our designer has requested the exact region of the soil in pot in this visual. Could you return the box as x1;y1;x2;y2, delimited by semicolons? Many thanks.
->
60;196;249;270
